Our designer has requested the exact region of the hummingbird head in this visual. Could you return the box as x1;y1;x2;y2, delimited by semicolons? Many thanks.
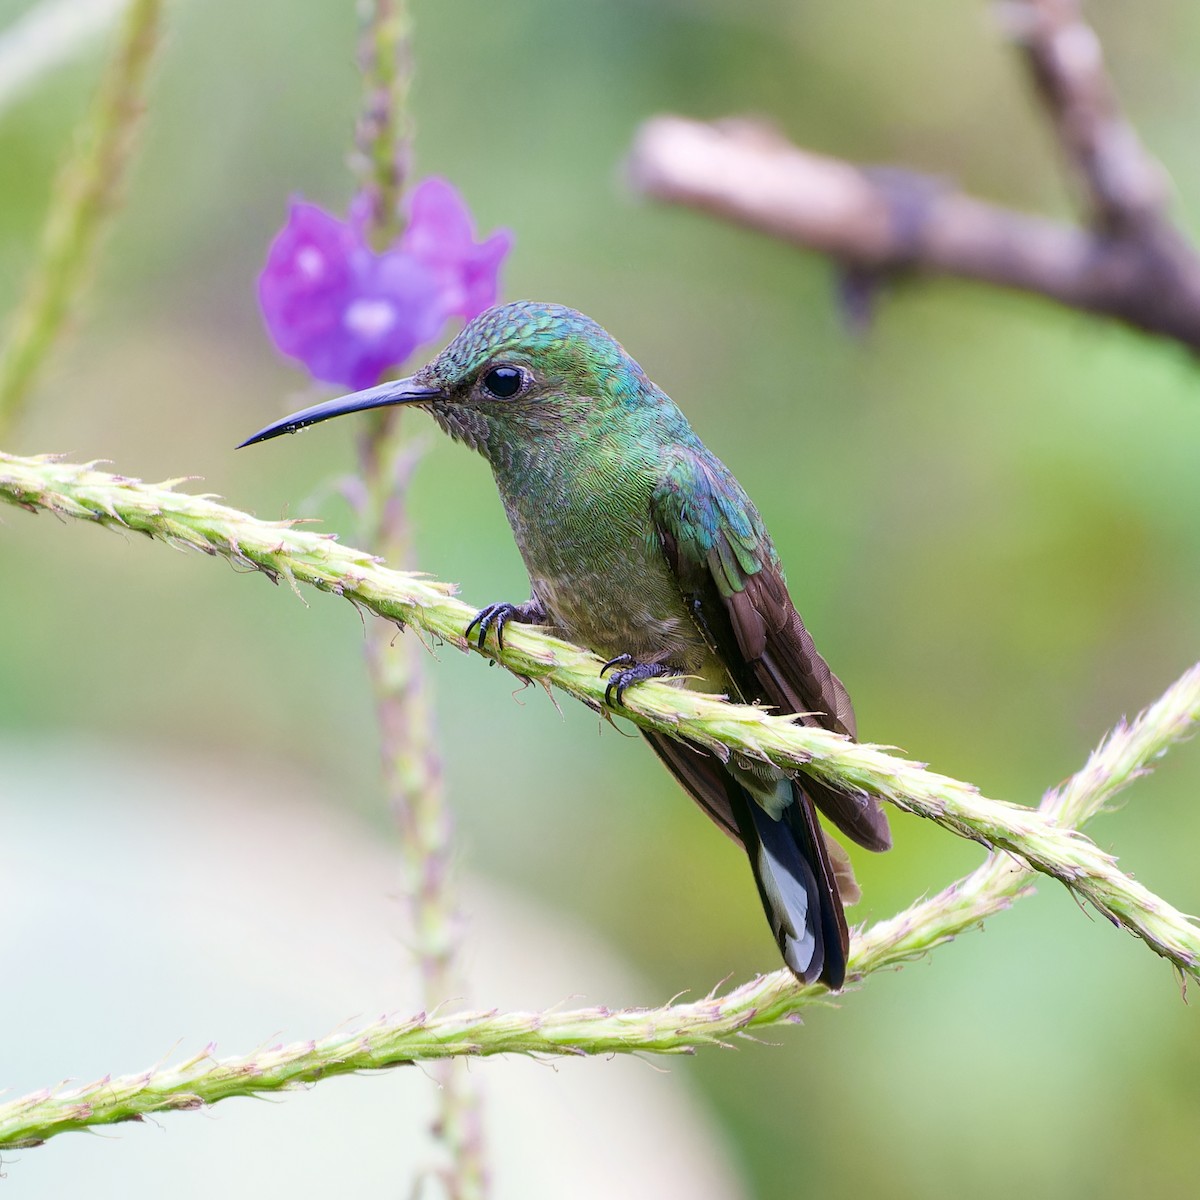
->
239;301;651;456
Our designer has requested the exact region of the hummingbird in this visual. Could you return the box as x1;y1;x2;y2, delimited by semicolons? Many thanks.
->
241;301;890;988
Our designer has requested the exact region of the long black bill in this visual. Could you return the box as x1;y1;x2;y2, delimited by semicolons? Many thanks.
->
237;376;443;448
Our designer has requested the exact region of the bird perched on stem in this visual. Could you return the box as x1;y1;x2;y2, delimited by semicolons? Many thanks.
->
241;301;890;988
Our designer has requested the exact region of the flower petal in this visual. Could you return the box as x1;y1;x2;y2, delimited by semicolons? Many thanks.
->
402;178;513;321
258;200;359;358
258;182;511;388
402;177;476;264
457;228;515;321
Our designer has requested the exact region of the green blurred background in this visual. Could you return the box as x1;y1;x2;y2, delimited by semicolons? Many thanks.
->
2;0;1199;1196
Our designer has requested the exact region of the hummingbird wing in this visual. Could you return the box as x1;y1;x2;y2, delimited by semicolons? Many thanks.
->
650;447;891;853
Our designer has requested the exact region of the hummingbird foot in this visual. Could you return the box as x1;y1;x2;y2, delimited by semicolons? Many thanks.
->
599;655;678;707
465;598;547;651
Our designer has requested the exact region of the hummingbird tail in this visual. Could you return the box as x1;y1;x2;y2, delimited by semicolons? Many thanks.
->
733;782;849;990
642;730;850;987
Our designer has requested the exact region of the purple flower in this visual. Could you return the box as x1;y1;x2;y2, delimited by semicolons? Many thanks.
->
258;181;511;390
401;178;514;322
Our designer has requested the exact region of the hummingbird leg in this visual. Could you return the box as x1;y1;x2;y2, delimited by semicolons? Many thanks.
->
599;655;678;707
465;598;547;651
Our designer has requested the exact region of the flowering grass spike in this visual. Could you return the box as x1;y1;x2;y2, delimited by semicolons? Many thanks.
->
259;178;512;389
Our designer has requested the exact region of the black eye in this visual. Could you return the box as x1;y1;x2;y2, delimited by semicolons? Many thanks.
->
481;366;524;399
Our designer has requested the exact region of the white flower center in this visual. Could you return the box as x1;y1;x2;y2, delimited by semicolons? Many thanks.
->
343;298;396;340
296;247;325;279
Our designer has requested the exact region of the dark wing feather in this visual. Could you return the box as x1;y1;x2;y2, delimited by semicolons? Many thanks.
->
652;449;891;853
643;731;740;842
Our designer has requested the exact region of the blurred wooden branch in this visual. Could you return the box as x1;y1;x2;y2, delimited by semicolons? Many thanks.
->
627;0;1200;351
1007;0;1167;234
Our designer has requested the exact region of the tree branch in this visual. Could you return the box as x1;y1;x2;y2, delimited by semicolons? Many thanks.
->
2;449;1198;977
627;115;1200;349
1005;0;1168;235
624;0;1200;348
1;651;1196;1149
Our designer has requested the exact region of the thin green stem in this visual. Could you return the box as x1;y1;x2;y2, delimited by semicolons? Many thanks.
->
0;651;1195;1149
0;0;162;437
353;0;412;250
358;425;486;1200
348;5;487;1195
2;449;1198;980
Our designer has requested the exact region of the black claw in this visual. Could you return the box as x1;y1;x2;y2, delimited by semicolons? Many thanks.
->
466;599;546;653
599;653;634;676
598;657;675;708
600;654;634;705
466;602;514;651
